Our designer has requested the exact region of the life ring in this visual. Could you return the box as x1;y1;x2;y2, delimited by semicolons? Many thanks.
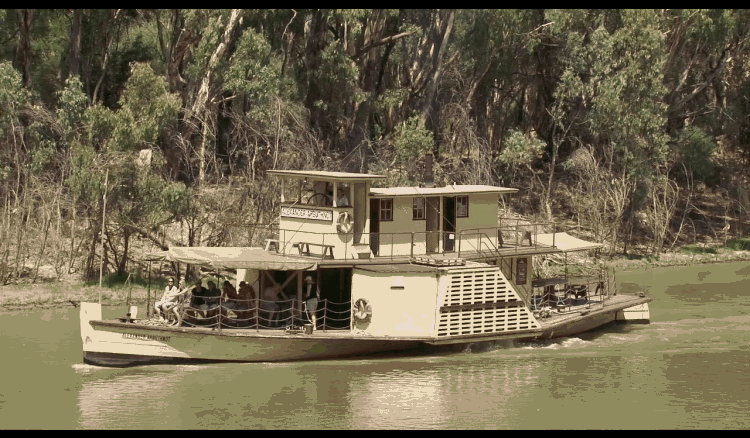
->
353;298;372;324
337;211;353;234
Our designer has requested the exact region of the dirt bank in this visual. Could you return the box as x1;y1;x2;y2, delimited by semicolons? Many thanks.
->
0;284;156;311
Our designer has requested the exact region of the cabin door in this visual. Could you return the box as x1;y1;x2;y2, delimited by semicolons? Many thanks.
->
443;197;456;252
353;183;366;244
425;196;440;254
369;198;380;256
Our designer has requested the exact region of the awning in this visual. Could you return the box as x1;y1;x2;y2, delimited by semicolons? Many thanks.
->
533;232;603;252
143;247;318;271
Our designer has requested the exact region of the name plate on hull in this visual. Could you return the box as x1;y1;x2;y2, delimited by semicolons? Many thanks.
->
281;206;333;221
122;333;171;342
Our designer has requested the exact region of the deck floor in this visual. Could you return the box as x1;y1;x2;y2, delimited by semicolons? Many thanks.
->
535;294;649;327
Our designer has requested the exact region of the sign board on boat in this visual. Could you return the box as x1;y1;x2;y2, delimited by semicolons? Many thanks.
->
281;206;333;221
516;257;528;285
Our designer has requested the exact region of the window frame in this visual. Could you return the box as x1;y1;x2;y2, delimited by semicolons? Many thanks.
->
412;197;425;220
456;195;469;218
379;198;393;221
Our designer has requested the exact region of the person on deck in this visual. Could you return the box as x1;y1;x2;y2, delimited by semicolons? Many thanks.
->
190;280;206;309
237;281;256;308
156;278;190;325
205;281;222;309
155;278;178;321
337;191;349;207
304;275;321;330
261;284;288;328
222;280;243;310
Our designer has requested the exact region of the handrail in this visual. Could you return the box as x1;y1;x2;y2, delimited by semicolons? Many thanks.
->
179;296;352;331
528;270;614;315
265;223;560;260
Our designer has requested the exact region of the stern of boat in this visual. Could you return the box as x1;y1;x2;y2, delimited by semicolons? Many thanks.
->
616;302;650;324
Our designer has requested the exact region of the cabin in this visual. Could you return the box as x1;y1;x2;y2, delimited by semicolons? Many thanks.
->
266;169;521;261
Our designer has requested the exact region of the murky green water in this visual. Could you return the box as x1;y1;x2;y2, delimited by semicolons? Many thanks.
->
2;262;750;429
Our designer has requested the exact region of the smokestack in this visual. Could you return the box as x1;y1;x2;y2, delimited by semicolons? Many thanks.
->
423;153;435;188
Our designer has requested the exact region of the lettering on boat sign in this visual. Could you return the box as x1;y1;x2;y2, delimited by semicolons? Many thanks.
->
281;206;333;221
122;333;171;342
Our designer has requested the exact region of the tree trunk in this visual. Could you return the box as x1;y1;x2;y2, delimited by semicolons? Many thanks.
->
16;9;33;88
93;9;123;104
68;9;83;80
32;211;52;284
420;9;455;136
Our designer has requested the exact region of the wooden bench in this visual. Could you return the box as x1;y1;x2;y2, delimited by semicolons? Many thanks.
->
296;242;334;259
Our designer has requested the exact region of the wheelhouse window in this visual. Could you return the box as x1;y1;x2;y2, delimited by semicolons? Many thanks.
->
380;198;393;221
456;195;469;217
413;197;425;220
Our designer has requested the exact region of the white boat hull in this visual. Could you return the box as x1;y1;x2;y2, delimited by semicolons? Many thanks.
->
80;303;423;366
81;297;652;367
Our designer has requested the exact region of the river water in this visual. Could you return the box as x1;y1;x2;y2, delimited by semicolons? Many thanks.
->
1;262;749;429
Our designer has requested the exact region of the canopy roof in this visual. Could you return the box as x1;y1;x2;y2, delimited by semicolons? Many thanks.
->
369;184;517;197
144;247;317;271
267;169;385;182
533;232;603;252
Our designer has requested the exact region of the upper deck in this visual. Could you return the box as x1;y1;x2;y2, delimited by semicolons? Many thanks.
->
264;170;598;263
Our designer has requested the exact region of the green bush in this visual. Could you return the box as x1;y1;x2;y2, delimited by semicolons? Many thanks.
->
680;245;718;255
725;238;750;251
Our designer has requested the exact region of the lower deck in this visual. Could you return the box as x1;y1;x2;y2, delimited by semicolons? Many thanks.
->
95;293;650;341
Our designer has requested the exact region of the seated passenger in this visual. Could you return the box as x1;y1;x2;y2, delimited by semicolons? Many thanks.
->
222;280;242;310
204;280;221;309
190;280;207;309
155;277;179;321
238;281;256;305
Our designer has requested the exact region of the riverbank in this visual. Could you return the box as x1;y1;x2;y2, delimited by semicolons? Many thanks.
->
604;247;750;271
0;282;156;311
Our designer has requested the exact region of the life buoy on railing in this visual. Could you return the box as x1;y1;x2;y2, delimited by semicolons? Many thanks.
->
337;211;353;234
353;298;372;324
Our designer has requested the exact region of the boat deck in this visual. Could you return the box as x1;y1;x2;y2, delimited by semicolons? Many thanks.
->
536;293;651;327
92;318;434;342
93;294;650;343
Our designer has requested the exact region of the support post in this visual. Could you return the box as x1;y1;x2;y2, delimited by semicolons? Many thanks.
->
99;168;109;301
297;270;303;328
146;260;152;318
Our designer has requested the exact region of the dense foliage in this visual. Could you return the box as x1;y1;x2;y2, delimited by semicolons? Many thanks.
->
1;9;749;281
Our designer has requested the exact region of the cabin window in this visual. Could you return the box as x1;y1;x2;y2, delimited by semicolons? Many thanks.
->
380;198;393;221
456;195;469;217
413;197;425;220
336;182;350;207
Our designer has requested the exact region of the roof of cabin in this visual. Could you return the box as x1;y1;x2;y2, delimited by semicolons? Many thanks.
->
353;260;491;273
353;263;441;273
267;170;386;181
369;184;517;197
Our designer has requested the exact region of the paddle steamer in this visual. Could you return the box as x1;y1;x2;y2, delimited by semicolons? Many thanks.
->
80;166;651;366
